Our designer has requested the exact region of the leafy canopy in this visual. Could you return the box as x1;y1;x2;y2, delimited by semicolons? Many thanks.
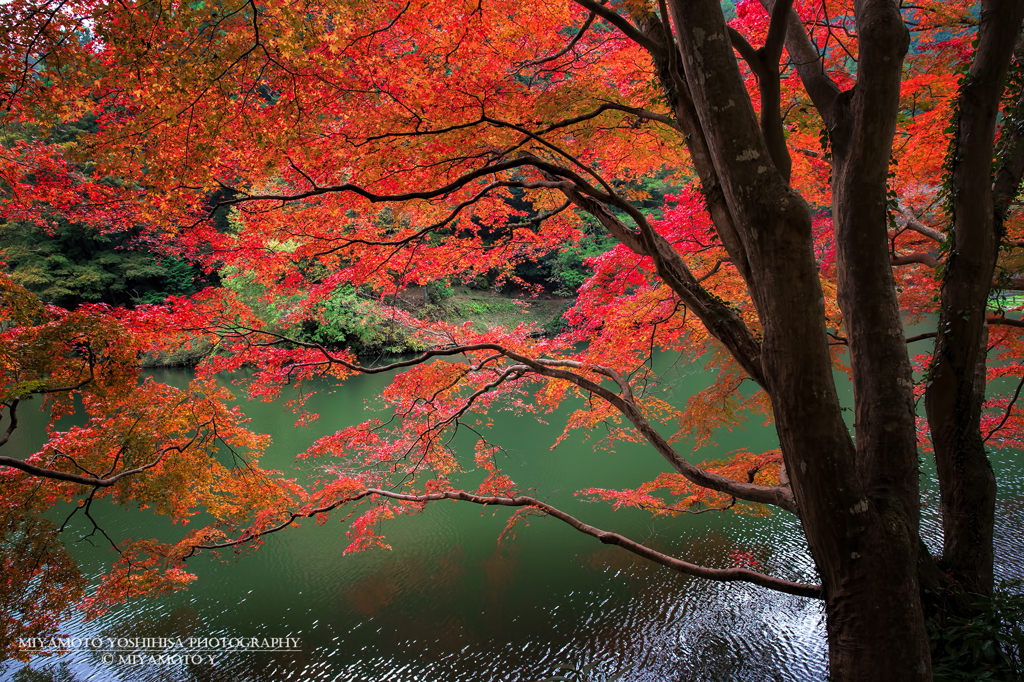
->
0;0;1021;662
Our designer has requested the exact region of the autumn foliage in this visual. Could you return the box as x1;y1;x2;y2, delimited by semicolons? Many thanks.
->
1;0;1024;678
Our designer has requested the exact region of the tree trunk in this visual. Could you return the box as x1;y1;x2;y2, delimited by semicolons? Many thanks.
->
821;3;930;678
663;0;930;679
925;0;1024;598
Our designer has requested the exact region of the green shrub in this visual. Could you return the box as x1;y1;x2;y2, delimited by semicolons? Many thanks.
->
1;220;211;308
300;285;425;354
223;271;424;355
929;580;1024;681
426;280;453;304
545;226;615;297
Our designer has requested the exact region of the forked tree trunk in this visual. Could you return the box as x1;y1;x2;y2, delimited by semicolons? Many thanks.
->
627;0;1024;675
662;0;931;679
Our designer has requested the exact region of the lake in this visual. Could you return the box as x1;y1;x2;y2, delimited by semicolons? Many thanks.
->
2;352;1023;682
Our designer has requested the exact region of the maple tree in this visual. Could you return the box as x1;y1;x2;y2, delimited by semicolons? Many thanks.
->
2;0;1024;679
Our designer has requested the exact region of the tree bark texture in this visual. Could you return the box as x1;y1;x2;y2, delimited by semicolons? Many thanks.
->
662;0;930;678
925;0;1024;598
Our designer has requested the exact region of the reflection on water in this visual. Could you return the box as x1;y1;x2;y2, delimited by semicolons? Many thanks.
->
1;360;1022;682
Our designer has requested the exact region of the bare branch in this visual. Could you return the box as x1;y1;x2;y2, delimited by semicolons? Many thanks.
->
728;0;793;181
213;157;538;212
0;400;18;449
596;101;681;131
570;0;665;56
987;315;1024;327
984;373;1024;441
305;181;568;255
891;253;939;268
759;0;841;125
763;0;793;66
524;11;596;67
795;147;826;160
728;27;760;71
696;259;726;283
898;204;946;242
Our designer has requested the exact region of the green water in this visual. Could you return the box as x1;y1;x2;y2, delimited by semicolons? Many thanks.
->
3;352;1023;682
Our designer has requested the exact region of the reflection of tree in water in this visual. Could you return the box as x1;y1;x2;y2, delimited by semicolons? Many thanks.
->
10;662;78;682
6;509;825;681
1;513;87;662
341;541;534;651
344;544;469;618
344;563;403;617
479;542;520;614
324;526;819;682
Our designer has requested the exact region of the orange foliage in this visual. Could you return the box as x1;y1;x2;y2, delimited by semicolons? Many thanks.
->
0;0;1019;657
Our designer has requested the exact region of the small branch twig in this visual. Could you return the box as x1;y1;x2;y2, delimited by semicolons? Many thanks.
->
984;373;1024;441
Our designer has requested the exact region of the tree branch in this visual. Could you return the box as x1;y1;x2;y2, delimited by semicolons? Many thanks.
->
523;11;596;67
192;488;821;598
214;329;791;510
527;159;767;388
987;315;1024;327
0;433;204;488
728;0;794;182
634;4;752;282
763;0;792;66
212;157;539;212
891;253;939;267
759;0;841;125
898;204;946;242
570;0;664;56
728;27;760;71
597;101;682;131
304;181;568;254
984;373;1024;441
0;399;18;449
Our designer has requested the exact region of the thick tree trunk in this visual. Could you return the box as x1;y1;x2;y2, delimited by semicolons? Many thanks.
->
925;0;1024;598
663;1;930;679
641;0;1023;675
822;2;929;677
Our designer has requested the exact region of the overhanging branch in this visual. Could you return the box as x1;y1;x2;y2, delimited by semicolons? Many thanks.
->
191;488;821;598
214;329;791;511
0;431;205;488
524;158;767;389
